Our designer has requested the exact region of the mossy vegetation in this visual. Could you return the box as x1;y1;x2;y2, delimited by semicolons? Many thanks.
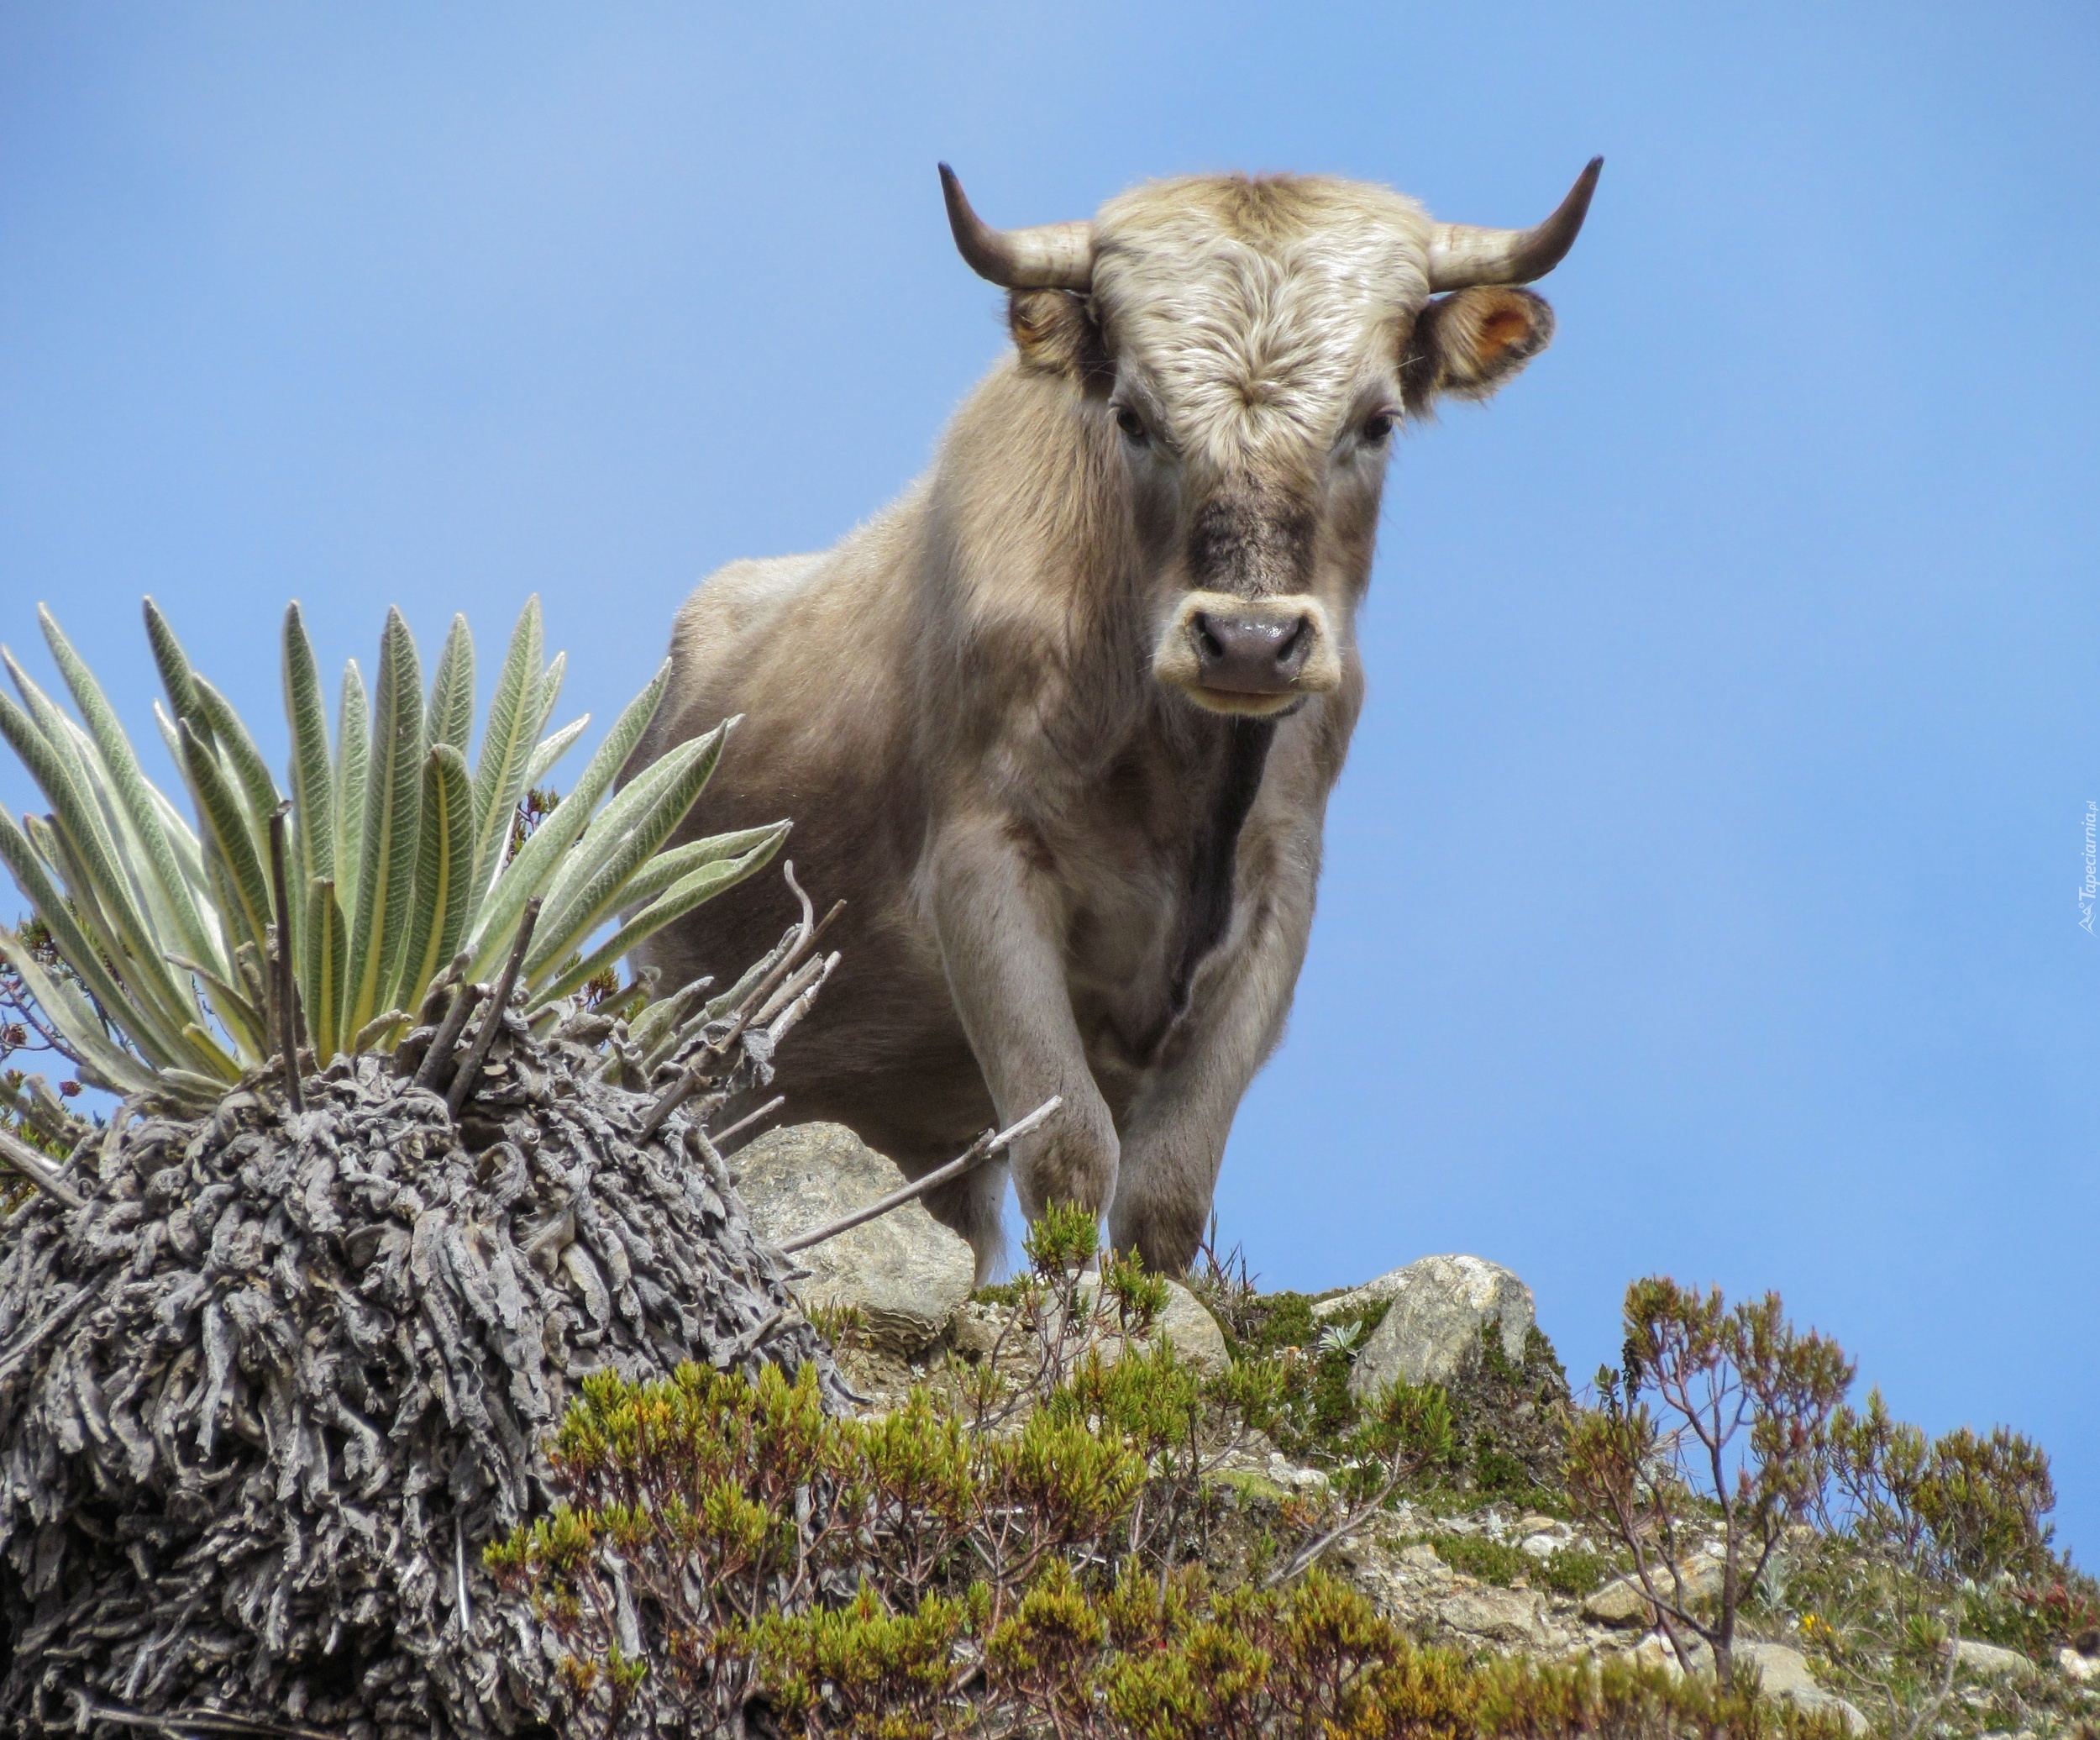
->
1410;1535;1618;1601
1207;1287;1392;1458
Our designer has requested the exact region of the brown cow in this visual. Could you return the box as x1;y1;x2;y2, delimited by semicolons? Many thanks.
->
627;161;1599;1279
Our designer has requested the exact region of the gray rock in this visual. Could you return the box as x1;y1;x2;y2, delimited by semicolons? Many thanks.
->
735;1122;974;1353
1581;1556;1725;1628
1437;1586;1549;1647
1740;1644;1868;1733
1735;1640;1819;1696
1157;1279;1231;1375
1341;1255;1535;1401
2058;1646;2097;1683
1583;1577;1655;1628
1735;1641;1868;1734
948;1299;1007;1359
1074;1275;1231;1375
1630;1632;1688;1680
1955;1638;2036;1681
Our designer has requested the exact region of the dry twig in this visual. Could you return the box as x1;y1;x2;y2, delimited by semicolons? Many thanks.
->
447;897;540;1117
0;1121;85;1211
780;1096;1061;1253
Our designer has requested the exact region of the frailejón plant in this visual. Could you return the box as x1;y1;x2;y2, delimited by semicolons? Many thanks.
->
0;597;783;1111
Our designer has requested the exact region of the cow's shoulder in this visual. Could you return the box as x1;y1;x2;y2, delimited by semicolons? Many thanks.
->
673;552;825;657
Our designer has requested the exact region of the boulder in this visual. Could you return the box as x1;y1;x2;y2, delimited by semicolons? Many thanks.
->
734;1122;974;1354
2059;1646;2097;1684
1630;1633;1686;1680
1073;1274;1231;1375
1954;1639;2035;1681
1581;1556;1725;1628
1584;1577;1654;1628
1341;1255;1535;1400
1437;1586;1549;1648
1734;1641;1868;1734
1157;1278;1232;1375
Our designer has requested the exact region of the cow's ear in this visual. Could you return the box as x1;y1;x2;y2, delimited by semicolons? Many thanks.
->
1402;286;1555;415
1009;288;1113;392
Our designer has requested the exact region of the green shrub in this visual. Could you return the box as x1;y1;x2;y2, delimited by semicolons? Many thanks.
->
1567;1279;1854;1690
1210;1288;1391;1459
495;1359;1863;1740
1539;1544;1615;1599
1425;1533;1533;1588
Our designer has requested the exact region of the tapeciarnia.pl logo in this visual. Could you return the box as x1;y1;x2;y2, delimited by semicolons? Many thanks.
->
2082;801;2097;935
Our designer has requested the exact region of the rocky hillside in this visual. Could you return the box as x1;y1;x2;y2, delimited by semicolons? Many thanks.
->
692;1120;2100;1740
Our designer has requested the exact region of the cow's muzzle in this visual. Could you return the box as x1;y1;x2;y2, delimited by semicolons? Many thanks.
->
1152;592;1342;717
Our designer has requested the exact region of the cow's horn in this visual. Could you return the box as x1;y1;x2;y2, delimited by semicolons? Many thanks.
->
1425;157;1603;292
939;164;1095;291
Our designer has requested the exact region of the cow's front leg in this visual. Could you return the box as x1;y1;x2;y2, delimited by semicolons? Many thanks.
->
1110;871;1315;1275
928;813;1118;1280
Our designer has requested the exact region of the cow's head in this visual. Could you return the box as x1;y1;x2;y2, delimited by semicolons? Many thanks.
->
942;160;1599;717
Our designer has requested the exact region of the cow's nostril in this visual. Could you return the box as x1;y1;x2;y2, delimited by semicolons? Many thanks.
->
1187;607;1318;694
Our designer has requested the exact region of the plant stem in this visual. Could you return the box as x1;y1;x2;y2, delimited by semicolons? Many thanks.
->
447;898;539;1117
266;806;304;1114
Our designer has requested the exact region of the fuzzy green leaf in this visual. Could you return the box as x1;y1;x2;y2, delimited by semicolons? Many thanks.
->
189;676;281;847
306;877;346;1064
0;809;192;1072
19;809;216;1072
393;743;476;1017
523;715;588;792
143;597;210;744
343;610;424;1039
524;723;728;980
165;952;266;1060
178;719;274;970
470;597;543;906
0;922;157;1094
0;682;197;1042
39;607;222;975
466;659;670;978
1;654;137;919
533;650;567;742
529;830;783;1007
334;659;369;918
283;603;336;1026
428;613;475;758
614;823;790;915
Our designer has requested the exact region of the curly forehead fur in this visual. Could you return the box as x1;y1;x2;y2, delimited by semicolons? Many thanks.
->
1088;175;1434;468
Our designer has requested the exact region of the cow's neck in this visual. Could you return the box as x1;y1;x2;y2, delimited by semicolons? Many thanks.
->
1163;713;1276;1017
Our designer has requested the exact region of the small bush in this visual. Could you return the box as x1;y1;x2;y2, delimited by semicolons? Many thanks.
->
1567;1278;1853;1690
1425;1533;1533;1588
1210;1288;1391;1459
1540;1545;1615;1599
1960;1576;2100;1660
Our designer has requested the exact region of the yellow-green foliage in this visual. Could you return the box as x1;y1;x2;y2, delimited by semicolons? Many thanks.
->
492;1230;2083;1737
491;1358;1861;1740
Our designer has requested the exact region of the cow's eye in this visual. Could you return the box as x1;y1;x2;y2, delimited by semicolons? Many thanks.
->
1362;412;1395;444
1113;403;1148;444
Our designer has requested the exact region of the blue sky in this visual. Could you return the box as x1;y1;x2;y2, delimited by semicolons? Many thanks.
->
3;4;2095;1557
